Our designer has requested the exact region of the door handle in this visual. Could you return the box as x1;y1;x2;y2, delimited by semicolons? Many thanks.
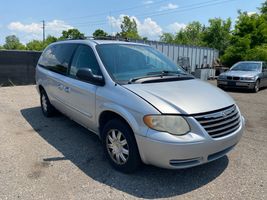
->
64;86;70;93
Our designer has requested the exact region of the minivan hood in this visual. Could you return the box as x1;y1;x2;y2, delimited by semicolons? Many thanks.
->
222;70;259;77
123;79;235;115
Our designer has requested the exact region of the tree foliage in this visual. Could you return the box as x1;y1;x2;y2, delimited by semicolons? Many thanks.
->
221;7;267;66
26;35;58;51
59;28;85;40
260;1;267;14
93;29;108;38
159;1;267;67
174;21;205;46
26;40;44;51
3;35;25;50
202;18;232;54
119;16;141;39
160;33;174;43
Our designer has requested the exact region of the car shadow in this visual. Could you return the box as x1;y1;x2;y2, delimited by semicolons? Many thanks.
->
21;107;229;199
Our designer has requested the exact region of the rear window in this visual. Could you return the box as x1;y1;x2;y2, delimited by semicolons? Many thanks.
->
38;43;77;75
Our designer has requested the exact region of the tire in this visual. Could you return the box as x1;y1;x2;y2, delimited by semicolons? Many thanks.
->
253;80;260;93
101;119;141;173
40;89;56;117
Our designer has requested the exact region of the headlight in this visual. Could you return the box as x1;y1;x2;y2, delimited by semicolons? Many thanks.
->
143;115;190;135
240;77;256;81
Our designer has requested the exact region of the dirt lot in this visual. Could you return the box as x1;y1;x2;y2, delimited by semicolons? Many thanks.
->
0;82;266;200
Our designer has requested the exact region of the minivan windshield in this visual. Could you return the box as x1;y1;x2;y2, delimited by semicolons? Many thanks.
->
96;44;187;83
231;62;261;72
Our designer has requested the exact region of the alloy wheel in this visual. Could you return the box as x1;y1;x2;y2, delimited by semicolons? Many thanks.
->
106;129;129;165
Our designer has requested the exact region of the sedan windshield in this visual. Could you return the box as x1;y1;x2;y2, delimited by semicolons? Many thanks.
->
231;62;261;72
96;44;187;83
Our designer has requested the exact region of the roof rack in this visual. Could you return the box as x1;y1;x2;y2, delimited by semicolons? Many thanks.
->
85;36;130;42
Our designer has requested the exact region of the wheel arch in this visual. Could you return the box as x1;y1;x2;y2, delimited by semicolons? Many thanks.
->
98;105;142;140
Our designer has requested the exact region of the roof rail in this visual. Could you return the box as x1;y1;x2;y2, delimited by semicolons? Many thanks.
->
86;36;130;42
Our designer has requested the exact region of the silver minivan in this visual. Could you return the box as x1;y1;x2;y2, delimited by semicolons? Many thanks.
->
36;39;245;173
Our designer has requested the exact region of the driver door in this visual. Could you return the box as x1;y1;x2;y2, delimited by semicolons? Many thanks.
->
61;45;102;132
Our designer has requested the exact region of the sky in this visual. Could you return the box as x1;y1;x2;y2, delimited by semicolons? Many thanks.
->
0;0;265;45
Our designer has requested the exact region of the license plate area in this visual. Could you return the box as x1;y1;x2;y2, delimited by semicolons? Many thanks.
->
228;81;236;86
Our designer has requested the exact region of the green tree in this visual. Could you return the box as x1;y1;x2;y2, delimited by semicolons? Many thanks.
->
174;21;205;46
245;44;267;61
260;0;267;14
93;29;108;38
202;18;232;54
59;29;85;40
160;33;174;43
222;8;267;66
3;35;25;50
119;16;141;39
234;11;267;48
26;40;44;51
44;35;57;46
221;36;251;66
26;35;57;51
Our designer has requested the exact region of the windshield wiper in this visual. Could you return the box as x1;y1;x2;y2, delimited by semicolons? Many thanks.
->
128;71;191;84
147;70;187;76
128;74;163;83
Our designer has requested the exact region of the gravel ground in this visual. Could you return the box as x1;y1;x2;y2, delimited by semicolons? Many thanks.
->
0;82;266;200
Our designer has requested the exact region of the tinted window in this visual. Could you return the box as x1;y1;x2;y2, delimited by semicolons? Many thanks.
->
263;62;267;71
39;43;77;75
70;45;101;77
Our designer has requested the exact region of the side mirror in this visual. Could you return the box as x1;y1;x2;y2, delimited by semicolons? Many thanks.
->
76;68;105;86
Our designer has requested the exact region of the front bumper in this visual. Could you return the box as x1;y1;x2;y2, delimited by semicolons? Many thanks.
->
135;116;245;169
217;80;256;89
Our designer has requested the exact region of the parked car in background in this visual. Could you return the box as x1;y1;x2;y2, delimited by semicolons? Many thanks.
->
36;39;245;173
217;61;267;92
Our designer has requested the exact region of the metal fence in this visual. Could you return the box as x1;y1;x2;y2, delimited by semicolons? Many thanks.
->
131;40;219;73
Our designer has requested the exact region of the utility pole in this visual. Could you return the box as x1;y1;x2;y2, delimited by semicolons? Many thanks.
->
42;20;45;43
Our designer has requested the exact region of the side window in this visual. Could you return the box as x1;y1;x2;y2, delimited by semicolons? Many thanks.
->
38;43;77;75
70;45;101;77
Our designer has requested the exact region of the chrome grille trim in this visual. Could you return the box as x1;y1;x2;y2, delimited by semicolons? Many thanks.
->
194;105;241;138
203;114;240;129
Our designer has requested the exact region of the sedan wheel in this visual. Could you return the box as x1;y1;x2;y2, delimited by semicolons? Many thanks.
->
254;80;260;93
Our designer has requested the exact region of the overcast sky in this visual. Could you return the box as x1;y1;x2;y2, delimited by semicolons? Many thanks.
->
0;0;264;44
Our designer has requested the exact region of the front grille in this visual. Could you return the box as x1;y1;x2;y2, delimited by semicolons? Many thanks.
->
193;105;241;138
233;76;240;80
227;76;232;80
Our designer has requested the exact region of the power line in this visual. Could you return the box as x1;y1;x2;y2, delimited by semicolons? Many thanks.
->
49;0;168;22
65;0;224;27
69;0;238;28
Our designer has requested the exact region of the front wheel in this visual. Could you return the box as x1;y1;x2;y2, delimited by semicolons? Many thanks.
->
102;119;141;173
253;80;260;93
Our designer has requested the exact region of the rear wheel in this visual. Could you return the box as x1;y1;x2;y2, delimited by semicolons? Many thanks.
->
40;89;56;117
253;80;260;93
102;119;141;173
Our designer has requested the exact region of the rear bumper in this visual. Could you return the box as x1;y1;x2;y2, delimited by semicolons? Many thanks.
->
136;116;245;169
217;80;256;89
